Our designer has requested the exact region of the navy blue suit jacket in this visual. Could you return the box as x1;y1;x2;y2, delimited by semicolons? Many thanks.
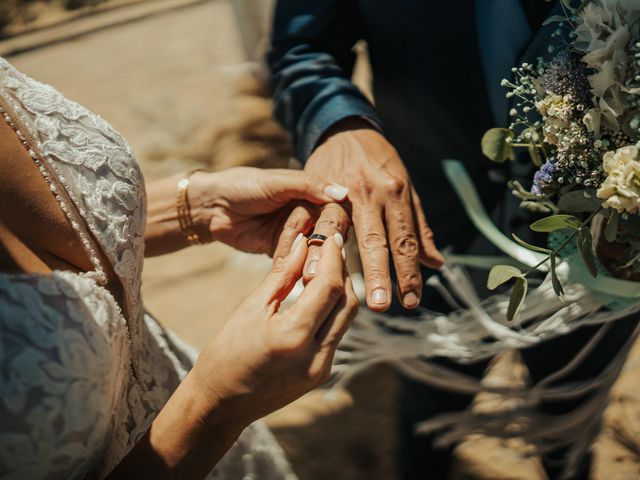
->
268;1;559;253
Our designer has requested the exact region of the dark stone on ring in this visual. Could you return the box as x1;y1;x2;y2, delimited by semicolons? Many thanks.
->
307;233;328;245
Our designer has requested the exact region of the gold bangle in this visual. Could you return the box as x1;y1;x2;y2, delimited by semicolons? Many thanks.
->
176;169;209;246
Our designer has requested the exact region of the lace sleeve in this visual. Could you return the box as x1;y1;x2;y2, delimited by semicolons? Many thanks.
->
0;271;130;480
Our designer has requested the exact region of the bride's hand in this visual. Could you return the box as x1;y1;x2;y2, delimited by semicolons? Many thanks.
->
189;167;349;256
111;233;357;478
187;231;358;426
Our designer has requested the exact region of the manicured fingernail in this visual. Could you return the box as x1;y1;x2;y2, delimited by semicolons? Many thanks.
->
324;183;349;201
371;288;388;305
290;233;304;253
307;259;318;275
403;292;419;308
341;248;346;260
333;232;344;248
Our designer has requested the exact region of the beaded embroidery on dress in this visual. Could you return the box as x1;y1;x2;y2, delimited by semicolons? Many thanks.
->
0;57;296;480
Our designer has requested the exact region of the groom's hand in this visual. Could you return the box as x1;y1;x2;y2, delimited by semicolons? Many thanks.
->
275;118;444;312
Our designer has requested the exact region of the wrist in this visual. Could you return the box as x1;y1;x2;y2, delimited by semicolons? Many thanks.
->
144;170;215;256
132;370;244;476
172;368;247;440
182;170;217;243
322;116;383;144
183;359;250;431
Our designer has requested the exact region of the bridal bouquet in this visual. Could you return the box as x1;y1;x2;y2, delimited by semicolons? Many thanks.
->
481;0;640;320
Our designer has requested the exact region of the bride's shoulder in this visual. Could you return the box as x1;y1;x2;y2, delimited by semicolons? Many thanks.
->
0;55;146;295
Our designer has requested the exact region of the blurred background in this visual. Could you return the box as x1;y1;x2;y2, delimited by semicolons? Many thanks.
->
2;1;640;479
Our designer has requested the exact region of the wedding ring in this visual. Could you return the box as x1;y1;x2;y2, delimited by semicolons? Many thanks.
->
307;233;328;246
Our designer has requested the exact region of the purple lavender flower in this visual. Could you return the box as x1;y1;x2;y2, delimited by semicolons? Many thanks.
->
532;160;557;195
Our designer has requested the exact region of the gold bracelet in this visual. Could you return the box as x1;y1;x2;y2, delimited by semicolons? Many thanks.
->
176;169;209;246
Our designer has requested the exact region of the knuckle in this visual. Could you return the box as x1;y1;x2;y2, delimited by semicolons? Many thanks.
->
347;296;360;315
399;271;421;288
309;365;331;385
420;223;434;240
324;336;341;351
316;217;339;232
283;214;303;231
361;231;388;250
270;257;287;274
321;203;349;222
383;177;407;196
364;269;387;286
394;235;419;257
303;172;316;187
324;279;344;300
354;179;374;197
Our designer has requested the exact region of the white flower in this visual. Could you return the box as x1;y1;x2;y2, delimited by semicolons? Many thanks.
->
535;93;573;145
583;108;602;136
597;145;640;213
574;0;640;135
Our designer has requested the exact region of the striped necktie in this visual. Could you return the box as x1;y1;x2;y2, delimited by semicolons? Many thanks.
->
475;0;533;127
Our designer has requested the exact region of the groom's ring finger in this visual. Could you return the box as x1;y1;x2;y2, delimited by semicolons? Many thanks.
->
304;204;350;281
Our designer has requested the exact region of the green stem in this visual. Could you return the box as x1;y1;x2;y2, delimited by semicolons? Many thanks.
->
523;208;601;278
512;143;542;148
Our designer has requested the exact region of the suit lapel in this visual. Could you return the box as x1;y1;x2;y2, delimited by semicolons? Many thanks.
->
518;1;565;66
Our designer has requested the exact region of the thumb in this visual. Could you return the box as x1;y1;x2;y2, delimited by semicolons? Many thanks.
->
272;170;349;205
258;233;308;305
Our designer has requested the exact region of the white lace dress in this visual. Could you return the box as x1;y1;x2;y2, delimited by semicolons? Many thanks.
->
0;57;297;480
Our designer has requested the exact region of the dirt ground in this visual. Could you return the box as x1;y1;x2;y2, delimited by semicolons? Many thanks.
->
4;1;640;479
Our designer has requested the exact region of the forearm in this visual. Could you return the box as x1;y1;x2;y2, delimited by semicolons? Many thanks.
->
269;0;382;161
144;172;211;257
107;371;244;479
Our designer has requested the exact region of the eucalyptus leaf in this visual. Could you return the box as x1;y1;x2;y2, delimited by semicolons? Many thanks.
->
530;214;582;232
557;189;601;213
481;128;514;163
543;14;568;25
507;277;528;322
577;226;598;278
622;250;640;269
509;179;538;200
528;144;543;167
604;210;620;243
520;201;554;214
487;265;522;290
550;254;565;301
512;233;553;254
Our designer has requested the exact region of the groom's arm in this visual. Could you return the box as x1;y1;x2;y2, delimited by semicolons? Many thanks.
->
268;0;383;161
268;1;444;312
